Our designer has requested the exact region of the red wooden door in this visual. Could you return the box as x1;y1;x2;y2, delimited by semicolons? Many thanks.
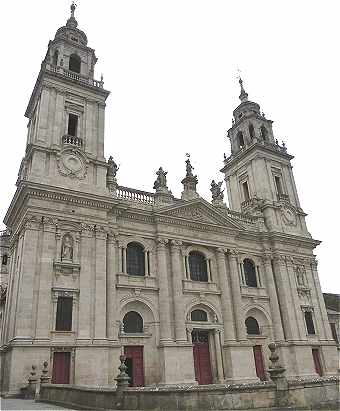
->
253;345;266;381
192;331;213;385
52;352;70;384
312;349;323;376
124;346;144;387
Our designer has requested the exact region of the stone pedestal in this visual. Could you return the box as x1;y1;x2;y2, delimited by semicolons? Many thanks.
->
223;344;258;382
158;343;197;385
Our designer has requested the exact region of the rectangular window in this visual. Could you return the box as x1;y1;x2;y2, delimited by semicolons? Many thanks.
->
67;113;78;136
55;296;73;331
330;323;339;344
304;311;316;335
274;176;283;195
242;181;250;201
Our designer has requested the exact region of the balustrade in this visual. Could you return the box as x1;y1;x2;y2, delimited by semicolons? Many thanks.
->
46;64;104;89
62;135;83;148
116;186;155;204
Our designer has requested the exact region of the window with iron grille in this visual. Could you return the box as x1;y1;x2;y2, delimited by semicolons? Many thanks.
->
245;316;260;335
189;251;208;282
305;311;316;335
55;296;73;331
244;258;258;287
191;309;208;322
126;242;145;276
123;311;143;333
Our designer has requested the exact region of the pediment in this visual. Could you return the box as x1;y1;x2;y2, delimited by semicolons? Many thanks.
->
155;198;244;230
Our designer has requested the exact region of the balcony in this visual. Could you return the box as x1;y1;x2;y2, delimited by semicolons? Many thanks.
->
62;134;83;148
277;193;290;202
46;64;104;89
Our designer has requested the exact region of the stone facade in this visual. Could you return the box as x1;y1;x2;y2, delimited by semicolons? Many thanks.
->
0;5;338;396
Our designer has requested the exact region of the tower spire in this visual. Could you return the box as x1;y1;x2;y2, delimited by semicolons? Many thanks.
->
66;1;78;29
238;77;248;103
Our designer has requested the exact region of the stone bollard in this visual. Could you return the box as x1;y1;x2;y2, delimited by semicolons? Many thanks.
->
40;361;51;385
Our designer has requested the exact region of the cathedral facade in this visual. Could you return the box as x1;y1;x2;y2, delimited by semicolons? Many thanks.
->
0;6;338;395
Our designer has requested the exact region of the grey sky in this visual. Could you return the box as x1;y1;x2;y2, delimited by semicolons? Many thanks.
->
0;0;339;292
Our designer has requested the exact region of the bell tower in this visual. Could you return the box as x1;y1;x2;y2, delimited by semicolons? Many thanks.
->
221;79;310;236
20;2;110;194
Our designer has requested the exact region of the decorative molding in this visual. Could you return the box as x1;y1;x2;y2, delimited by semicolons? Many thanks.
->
56;148;89;180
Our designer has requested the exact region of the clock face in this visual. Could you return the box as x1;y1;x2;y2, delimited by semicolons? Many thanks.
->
57;148;87;179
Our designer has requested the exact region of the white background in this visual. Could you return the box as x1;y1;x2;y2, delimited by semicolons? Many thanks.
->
0;1;339;292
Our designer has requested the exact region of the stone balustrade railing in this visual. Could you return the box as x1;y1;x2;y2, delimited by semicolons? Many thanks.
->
62;134;83;148
0;229;10;238
117;186;155;204
225;209;257;225
46;64;104;89
224;140;288;164
277;193;290;202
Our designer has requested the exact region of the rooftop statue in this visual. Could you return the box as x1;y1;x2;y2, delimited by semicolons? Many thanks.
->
153;167;168;191
210;180;224;201
107;156;119;178
185;158;194;177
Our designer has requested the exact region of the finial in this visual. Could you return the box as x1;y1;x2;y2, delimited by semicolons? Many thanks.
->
238;77;248;103
71;1;76;18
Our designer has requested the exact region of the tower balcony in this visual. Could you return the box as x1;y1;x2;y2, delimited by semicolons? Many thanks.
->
277;193;290;202
46;64;104;89
62;134;83;148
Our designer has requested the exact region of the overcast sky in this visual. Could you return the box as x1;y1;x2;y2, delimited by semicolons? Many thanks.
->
0;1;339;293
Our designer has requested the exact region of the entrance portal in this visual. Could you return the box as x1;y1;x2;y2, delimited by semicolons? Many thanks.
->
253;345;266;381
52;352;70;384
124;346;145;386
192;330;213;385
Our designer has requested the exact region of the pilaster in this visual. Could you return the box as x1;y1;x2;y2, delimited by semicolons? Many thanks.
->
94;226;107;341
106;232;117;341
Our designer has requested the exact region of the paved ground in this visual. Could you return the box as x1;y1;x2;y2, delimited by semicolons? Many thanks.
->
1;398;78;410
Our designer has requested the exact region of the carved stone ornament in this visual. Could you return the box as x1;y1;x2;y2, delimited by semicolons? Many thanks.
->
57;148;88;179
280;205;297;226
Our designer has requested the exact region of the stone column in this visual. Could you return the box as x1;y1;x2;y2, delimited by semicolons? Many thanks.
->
309;258;332;340
285;256;307;340
216;248;236;342
35;218;56;339
15;217;41;338
272;254;299;341
94;227;107;340
144;250;149;276
156;238;172;342
170;240;187;342
77;225;94;340
206;258;212;282
227;250;246;341
262;254;285;341
122;247;127;274
214;329;224;382
106;233;117;340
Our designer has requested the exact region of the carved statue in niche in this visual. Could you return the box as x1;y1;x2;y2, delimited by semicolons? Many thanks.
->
295;266;305;286
61;234;73;261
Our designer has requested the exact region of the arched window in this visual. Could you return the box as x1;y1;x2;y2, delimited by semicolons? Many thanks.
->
126;242;145;276
245;316;260;335
52;50;59;66
249;123;255;139
260;126;268;141
69;53;81;73
244;258;258;287
191;309;208;322
237;131;245;148
2;254;8;266
189;251;208;282
123;311;143;333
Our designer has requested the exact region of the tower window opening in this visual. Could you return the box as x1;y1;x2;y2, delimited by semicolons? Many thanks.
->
67;114;78;137
237;131;245;149
188;251;208;282
243;258;258;287
55;296;73;331
245;316;260;335
304;311;316;335
191;309;208;322
242;181;250;201
69;53;81;73
2;254;8;265
275;176;283;196
126;242;145;276
123;311;143;333
330;323;339;344
52;50;59;66
249;123;255;139
261;126;268;141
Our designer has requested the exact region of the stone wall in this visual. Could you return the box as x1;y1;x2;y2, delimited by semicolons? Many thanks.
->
39;377;339;411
